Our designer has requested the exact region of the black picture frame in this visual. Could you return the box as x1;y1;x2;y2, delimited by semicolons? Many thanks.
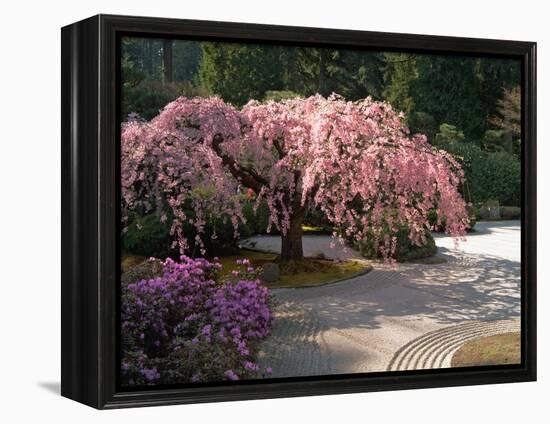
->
61;14;537;409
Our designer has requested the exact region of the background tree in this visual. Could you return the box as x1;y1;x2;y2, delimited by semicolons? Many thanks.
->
199;42;284;106
487;86;521;156
122;95;469;262
162;39;173;83
383;53;417;121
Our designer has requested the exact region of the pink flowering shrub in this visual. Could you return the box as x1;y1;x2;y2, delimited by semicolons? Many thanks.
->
121;256;273;385
122;94;469;261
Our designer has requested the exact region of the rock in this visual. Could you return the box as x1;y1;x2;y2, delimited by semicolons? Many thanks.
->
478;201;501;220
261;263;280;283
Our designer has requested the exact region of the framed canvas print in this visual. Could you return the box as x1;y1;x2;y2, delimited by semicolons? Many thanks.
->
61;14;536;409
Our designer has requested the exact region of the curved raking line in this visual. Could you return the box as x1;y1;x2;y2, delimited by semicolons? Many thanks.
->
387;319;520;371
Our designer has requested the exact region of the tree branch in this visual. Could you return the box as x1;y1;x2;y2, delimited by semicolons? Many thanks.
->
211;134;269;193
273;138;286;159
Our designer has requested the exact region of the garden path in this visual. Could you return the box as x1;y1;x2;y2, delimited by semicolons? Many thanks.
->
246;221;521;377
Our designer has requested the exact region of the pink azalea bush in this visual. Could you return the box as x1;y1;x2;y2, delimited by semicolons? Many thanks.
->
121;256;273;385
122;94;469;260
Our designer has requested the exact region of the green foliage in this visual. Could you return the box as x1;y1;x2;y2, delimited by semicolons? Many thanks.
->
242;200;278;235
413;56;486;139
123;208;245;259
409;111;437;142
122;80;209;120
303;208;333;234
485;129;521;160
500;206;521;220
473;152;520;207
353;226;437;262
383;53;417;119
445;143;521;207
434;123;465;147
199;43;284;106
383;55;520;140
263;90;301;102
122;213;176;259
122;36;520;145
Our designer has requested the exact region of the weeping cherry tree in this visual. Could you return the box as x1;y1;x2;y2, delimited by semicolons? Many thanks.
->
122;94;469;262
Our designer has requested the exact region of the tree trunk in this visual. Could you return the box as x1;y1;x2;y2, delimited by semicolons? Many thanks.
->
163;39;173;83
318;49;328;96
280;212;304;262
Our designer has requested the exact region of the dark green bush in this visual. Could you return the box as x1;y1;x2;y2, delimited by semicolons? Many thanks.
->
500;206;521;220
353;226;437;262
122;80;209;121
122;213;176;259
409;111;437;142
434;123;465;147
241;200;279;235
445;143;521;207
303;208;334;234
123;208;249;259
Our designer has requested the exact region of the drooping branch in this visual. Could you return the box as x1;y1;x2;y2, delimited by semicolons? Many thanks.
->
211;134;269;193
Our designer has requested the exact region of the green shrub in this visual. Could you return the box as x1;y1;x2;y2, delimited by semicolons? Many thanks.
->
500;206;521;220
482;129;515;154
477;199;501;220
409;111;437;142
353;226;437;262
122;80;209;120
242;200;279;235
445;143;521;207
472;152;520;206
123;208;249;259
434;123;465;147
122;213;176;259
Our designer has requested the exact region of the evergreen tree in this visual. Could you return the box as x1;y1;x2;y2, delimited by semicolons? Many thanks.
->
199;42;284;106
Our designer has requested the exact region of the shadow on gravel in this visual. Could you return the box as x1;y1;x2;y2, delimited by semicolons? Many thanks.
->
433;220;520;238
284;249;520;331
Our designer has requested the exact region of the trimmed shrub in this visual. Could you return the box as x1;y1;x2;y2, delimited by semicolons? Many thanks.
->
434;123;465;147
500;206;521;220
122;213;175;259
121;256;273;386
353;226;437;262
445;143;521;207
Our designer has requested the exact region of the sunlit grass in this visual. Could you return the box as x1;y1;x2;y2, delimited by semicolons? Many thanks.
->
451;332;521;367
217;249;371;289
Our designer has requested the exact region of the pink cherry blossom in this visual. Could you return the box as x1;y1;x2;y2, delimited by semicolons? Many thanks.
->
122;94;469;260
